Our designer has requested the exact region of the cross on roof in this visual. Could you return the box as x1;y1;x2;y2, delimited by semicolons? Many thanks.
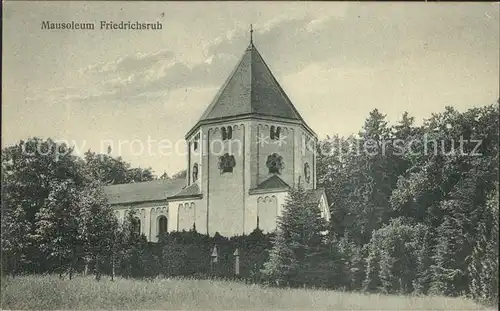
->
250;24;253;45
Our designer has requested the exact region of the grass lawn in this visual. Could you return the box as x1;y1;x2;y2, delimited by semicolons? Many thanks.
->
1;275;495;310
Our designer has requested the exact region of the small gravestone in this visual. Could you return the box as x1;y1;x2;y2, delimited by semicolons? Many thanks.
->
210;245;218;275
211;245;218;262
233;248;240;275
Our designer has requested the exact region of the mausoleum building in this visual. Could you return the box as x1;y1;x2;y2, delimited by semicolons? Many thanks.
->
104;32;330;241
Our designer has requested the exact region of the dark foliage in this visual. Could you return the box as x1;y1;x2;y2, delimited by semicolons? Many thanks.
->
1;104;498;307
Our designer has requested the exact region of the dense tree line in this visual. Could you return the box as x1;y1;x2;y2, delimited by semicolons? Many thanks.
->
264;104;497;305
0;138;271;279
1;140;154;277
1;103;498;306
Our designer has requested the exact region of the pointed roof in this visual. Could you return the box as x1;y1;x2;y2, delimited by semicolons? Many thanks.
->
168;182;202;200
197;41;304;123
306;188;327;206
103;179;185;205
249;175;291;195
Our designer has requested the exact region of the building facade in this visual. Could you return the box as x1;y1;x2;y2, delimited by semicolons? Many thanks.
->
104;35;330;241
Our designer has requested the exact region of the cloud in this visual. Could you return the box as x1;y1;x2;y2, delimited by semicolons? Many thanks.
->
305;16;330;32
39;4;499;108
48;15;334;105
7;2;498;176
80;49;175;76
45;45;239;104
65;54;232;104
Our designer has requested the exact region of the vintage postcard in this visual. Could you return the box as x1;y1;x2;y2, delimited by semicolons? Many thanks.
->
2;2;499;310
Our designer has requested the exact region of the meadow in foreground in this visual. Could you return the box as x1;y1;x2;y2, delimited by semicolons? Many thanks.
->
1;275;495;310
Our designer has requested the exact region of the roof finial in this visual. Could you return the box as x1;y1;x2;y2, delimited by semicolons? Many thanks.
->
250;24;254;45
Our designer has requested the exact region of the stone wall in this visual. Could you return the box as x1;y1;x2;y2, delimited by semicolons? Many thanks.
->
206;123;246;236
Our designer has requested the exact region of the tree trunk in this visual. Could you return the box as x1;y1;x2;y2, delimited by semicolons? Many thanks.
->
69;249;75;280
84;256;89;276
59;253;63;279
11;253;17;278
111;251;115;281
95;254;101;281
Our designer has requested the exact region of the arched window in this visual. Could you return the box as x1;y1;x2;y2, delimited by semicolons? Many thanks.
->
304;163;311;183
305;136;312;151
221;127;227;140
221;126;232;140
133;217;141;235
158;216;168;235
302;135;306;154
269;126;281;140
192;163;199;182
193;133;200;151
190;203;196;230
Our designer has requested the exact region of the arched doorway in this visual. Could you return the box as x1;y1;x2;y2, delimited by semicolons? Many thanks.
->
133;217;141;235
158;215;168;235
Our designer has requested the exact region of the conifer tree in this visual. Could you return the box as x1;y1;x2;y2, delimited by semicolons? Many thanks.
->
262;183;329;287
78;181;118;280
467;187;499;305
1;205;30;276
34;180;81;277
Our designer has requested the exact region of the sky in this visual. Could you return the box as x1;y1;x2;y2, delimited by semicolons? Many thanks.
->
2;2;499;176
